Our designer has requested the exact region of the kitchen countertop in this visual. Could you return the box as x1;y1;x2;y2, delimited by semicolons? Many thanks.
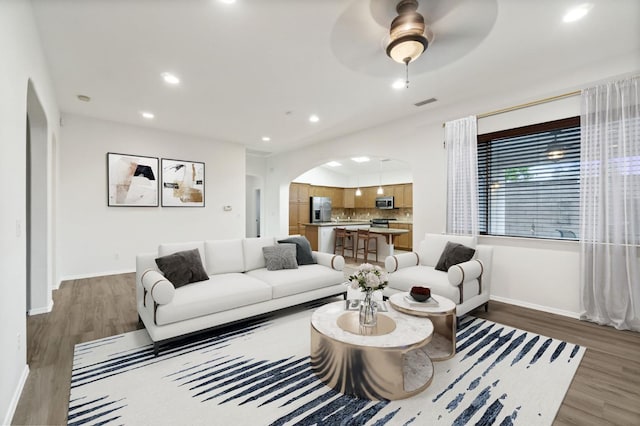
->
303;221;371;227
303;220;413;227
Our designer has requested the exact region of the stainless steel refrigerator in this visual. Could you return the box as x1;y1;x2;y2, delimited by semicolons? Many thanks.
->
310;196;332;223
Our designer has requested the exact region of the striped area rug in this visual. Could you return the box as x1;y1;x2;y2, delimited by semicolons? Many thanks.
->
68;300;584;425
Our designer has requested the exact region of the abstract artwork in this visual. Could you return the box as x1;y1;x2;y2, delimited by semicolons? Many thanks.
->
107;153;158;207
161;158;205;207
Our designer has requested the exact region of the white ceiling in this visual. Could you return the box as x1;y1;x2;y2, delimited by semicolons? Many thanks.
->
32;0;640;164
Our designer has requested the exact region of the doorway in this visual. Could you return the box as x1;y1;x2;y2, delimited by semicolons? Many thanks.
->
26;81;50;315
245;174;263;238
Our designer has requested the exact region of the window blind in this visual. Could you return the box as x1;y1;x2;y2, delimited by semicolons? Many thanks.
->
477;117;581;240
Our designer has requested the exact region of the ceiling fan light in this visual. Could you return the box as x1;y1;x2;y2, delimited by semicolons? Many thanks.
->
386;0;429;64
386;36;428;63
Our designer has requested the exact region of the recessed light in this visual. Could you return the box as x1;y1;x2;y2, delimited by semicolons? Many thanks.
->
309;114;320;123
161;72;180;85
141;111;155;119
392;79;405;90
219;0;236;3
261;136;271;142
351;157;370;163
77;94;91;102
563;3;593;23
326;161;341;167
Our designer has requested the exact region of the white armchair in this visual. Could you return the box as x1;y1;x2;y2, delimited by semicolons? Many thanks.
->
383;233;493;317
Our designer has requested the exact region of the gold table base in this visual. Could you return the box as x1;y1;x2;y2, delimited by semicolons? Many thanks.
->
311;311;434;400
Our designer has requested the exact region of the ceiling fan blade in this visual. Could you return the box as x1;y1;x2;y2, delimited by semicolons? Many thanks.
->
331;0;497;77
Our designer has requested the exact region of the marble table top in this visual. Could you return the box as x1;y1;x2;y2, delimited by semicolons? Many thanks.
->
311;301;433;348
389;292;457;315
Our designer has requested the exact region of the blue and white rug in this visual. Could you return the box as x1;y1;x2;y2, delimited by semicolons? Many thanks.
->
68;301;584;425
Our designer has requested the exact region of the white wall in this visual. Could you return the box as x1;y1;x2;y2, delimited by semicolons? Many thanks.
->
0;1;60;423
294;167;413;188
56;114;247;281
264;60;640;318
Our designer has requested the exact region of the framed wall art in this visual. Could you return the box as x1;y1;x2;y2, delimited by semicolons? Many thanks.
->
161;158;205;207
107;152;159;207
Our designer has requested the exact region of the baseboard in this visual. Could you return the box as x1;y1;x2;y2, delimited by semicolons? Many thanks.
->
28;300;53;316
57;268;135;288
3;364;29;426
490;295;581;319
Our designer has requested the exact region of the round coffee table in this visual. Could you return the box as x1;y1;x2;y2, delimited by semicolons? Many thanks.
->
310;301;434;400
388;292;457;361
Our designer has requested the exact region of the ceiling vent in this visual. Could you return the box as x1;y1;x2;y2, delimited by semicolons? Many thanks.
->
414;97;437;107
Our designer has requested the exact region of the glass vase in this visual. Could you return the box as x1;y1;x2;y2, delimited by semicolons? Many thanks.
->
359;289;377;327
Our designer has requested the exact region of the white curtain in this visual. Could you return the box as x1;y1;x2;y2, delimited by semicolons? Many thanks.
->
580;75;640;331
445;116;479;236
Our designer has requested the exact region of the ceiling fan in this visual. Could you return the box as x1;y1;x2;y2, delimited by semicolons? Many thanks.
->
330;0;498;78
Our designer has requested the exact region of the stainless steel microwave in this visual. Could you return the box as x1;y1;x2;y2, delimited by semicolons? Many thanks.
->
375;196;394;209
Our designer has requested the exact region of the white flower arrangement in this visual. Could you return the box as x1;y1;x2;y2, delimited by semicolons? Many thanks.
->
348;263;389;292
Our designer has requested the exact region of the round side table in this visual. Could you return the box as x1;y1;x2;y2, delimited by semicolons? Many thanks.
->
388;293;457;361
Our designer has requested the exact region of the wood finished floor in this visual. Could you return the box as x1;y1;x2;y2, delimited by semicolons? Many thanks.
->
11;269;640;425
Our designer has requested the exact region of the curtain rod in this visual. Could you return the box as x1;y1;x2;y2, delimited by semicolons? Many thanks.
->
442;90;582;127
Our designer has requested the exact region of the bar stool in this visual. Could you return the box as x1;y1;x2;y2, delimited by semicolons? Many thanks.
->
333;227;354;258
355;229;378;263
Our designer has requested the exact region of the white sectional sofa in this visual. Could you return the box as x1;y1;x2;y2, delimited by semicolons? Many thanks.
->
136;236;346;354
383;233;493;316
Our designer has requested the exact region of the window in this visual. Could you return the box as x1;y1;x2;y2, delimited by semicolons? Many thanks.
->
477;117;580;240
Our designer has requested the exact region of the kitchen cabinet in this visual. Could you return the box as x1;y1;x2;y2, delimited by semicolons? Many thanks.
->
290;182;310;202
330;187;344;208
404;183;412;207
391;184;404;207
355;186;376;208
390;223;412;250
289;183;311;235
343;188;355;208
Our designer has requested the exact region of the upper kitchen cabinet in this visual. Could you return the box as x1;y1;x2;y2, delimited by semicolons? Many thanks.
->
391;184;404;207
290;182;310;202
404;183;413;207
355;186;376;208
331;187;344;208
343;188;356;208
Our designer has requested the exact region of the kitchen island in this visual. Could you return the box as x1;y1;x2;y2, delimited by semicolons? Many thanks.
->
303;222;409;259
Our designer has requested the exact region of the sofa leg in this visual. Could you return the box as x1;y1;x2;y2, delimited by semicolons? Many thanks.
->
138;314;143;325
153;342;160;357
484;302;489;312
342;291;348;300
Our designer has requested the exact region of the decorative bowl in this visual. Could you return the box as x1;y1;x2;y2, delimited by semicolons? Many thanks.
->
410;286;431;302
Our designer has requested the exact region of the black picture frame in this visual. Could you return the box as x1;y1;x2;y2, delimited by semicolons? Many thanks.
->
107;152;159;207
161;158;205;207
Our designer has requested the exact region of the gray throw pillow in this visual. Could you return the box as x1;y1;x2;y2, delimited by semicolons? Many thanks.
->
155;248;209;288
277;236;316;265
263;244;298;271
434;241;476;272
